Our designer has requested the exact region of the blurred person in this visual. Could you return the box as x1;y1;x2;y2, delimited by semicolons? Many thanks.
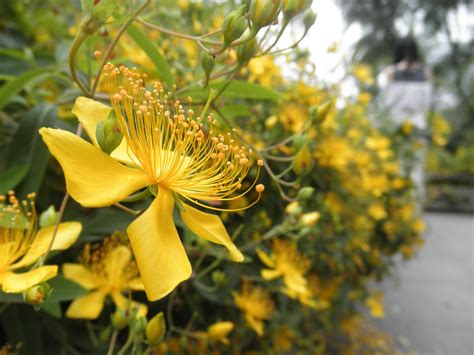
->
378;37;433;208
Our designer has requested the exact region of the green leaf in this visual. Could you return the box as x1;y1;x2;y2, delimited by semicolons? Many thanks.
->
5;104;56;197
0;68;55;111
0;164;29;194
219;104;253;118
41;301;62;318
180;80;284;101
127;24;174;88
47;275;88;302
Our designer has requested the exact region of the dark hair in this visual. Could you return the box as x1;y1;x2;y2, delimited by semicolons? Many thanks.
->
393;38;421;64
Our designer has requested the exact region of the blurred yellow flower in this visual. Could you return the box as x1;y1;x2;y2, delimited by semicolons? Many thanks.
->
315;136;353;170
248;56;282;87
0;193;81;294
352;64;375;85
207;321;234;345
357;92;372;106
233;282;274;336
40;65;265;301
368;203;387;221
257;240;310;298
64;238;146;319
365;291;385;318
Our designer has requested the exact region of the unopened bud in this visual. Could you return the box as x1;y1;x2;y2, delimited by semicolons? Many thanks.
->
111;309;128;330
222;5;247;45
236;37;257;64
23;283;51;305
39;205;58;228
293;145;313;175
250;0;282;28
96;111;123;154
283;0;312;19
146;312;166;345
297;186;315;201
212;270;226;285
132;316;147;335
292;134;308;151
300;211;320;226
200;51;215;83
303;9;317;32
285;201;302;216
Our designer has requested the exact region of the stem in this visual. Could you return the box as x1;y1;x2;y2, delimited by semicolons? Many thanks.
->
117;331;134;355
107;330;118;355
40;124;83;266
261;20;289;55
137;18;222;46
69;30;91;96
114;203;142;216
91;0;152;95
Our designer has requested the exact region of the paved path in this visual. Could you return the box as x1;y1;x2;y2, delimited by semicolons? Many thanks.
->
374;212;474;355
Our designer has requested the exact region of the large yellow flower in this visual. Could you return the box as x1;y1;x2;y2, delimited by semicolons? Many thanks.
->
0;193;81;293
39;64;263;301
64;237;146;319
233;282;274;336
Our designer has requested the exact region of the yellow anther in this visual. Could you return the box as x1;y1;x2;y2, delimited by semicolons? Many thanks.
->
256;184;265;193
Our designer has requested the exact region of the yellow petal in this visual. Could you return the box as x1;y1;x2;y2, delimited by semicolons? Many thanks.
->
180;203;244;262
63;263;100;290
128;277;145;291
105;245;131;286
66;290;106;319
10;222;82;269
261;269;282;280
256;248;275;268
245;314;264;336
72;96;111;146
127;187;192;301
111;291;148;318
40;128;153;207
0;265;57;293
110;139;139;167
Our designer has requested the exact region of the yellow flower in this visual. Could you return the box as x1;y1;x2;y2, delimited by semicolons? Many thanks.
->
40;65;264;301
279;103;308;133
368;203;387;221
401;120;414;135
64;237;146;319
365;291;385;318
315;136;353;170
248;56;282;87
233;282;274;336
352;64;375;85
257;239;310;298
207;321;234;345
0;193;81;294
357;92;372;106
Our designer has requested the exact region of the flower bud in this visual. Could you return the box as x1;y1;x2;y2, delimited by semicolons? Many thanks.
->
39;205;57;228
236;37;257;64
96;111;123;154
302;9;317;33
200;52;215;86
212;270;227;285
300;211;320;226
222;5;247;44
282;0;311;19
146;312;166;345
292;134;308;151
297;186;315;201
132;316;147;335
293;145;313;175
285;201;302;216
23;282;51;305
250;0;281;28
111;309;128;330
207;321;234;345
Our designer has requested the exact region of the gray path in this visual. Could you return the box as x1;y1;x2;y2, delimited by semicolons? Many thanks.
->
373;212;474;355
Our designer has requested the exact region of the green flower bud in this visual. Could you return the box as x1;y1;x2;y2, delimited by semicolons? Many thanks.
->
250;0;281;28
132;316;147;335
236;37;257;64
111;309;128;330
297;186;315;201
39;205;57;228
303;9;317;33
282;0;312;19
96;111;123;155
212;270;227;285
222;5;247;44
292;134;308;151
80;0;118;35
200;52;215;76
23;282;52;305
146;312;166;345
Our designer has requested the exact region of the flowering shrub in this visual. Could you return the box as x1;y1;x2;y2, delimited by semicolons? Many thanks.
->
0;1;424;354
